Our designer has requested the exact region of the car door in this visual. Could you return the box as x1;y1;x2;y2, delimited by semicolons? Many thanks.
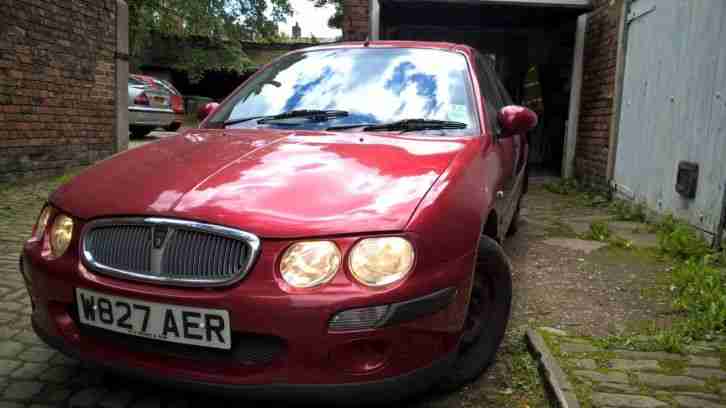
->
473;53;517;237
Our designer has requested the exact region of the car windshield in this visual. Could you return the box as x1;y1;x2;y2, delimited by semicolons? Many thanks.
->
205;47;478;134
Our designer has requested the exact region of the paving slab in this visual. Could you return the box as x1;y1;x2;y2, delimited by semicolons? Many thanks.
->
673;395;726;408
609;359;660;371
591;393;668;408
688;355;722;368
534;329;726;407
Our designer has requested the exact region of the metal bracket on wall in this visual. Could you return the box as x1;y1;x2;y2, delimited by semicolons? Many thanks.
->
627;3;655;24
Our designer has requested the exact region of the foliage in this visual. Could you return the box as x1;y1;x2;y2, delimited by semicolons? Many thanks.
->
609;199;648;222
127;0;292;80
311;0;343;29
583;220;633;248
671;257;726;336
544;178;608;207
656;216;712;260
585;221;611;242
595;215;724;354
544;178;580;195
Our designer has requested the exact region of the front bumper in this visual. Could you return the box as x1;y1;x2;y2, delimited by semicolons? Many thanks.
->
33;317;456;403
21;234;475;401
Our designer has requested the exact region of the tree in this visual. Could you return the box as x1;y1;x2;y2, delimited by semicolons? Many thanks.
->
128;0;292;81
311;0;343;29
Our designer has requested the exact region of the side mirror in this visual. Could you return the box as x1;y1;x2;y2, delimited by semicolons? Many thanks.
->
497;105;538;136
197;102;220;121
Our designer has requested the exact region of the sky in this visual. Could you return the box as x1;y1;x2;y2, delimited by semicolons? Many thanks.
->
277;0;342;40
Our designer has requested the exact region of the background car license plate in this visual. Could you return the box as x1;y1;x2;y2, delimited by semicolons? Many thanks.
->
75;288;231;350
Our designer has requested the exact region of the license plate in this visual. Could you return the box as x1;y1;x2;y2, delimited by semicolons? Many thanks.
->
75;288;231;350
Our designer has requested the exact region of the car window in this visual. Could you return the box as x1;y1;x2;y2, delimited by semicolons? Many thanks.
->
495;76;513;106
474;53;503;135
128;77;145;86
155;79;180;95
205;47;479;135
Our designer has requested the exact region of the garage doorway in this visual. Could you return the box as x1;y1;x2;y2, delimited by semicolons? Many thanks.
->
372;0;590;177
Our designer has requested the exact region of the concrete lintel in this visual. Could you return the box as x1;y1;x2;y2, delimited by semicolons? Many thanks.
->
381;0;592;9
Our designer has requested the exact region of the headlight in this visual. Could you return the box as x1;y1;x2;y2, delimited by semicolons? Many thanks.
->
33;206;53;239
349;237;414;287
49;214;74;258
280;241;341;288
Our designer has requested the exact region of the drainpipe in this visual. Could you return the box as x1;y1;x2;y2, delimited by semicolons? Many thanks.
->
115;0;129;153
714;183;726;251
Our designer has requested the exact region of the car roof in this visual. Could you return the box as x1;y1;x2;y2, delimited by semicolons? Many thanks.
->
289;40;475;57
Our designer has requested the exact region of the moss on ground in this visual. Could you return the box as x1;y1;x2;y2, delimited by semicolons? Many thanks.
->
657;359;686;375
535;328;726;405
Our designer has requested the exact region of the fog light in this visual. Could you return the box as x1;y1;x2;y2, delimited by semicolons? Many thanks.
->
329;305;389;332
330;339;390;374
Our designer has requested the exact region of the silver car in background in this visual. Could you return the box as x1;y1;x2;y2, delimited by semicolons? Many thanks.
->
128;75;176;138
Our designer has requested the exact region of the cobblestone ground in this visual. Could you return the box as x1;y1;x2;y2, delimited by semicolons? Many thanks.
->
541;329;726;407
0;136;213;408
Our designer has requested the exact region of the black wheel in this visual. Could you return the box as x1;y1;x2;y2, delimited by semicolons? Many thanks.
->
164;122;181;132
441;234;512;389
129;125;154;139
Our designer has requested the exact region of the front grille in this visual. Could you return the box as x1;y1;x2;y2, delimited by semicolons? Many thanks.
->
86;226;153;273
82;218;260;287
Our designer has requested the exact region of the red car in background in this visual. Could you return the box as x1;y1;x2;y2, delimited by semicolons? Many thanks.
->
22;42;536;403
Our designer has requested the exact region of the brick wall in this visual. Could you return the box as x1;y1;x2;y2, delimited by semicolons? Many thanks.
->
0;0;119;182
342;0;369;41
575;0;623;185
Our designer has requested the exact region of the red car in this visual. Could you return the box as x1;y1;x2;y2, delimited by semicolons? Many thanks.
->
22;42;536;403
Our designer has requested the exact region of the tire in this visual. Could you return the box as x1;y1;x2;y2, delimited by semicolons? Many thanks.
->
164;122;181;132
441;234;512;389
129;125;154;139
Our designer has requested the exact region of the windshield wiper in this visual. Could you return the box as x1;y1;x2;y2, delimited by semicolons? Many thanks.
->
362;119;467;133
224;109;349;127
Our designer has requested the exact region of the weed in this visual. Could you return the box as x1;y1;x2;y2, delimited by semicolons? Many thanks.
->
509;338;544;395
585;221;612;242
671;258;726;335
594;221;724;354
608;235;634;249
576;192;610;208
657;222;711;260
544;178;580;195
609;199;648;222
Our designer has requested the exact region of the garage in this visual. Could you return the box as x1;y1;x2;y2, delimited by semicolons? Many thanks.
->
368;0;592;177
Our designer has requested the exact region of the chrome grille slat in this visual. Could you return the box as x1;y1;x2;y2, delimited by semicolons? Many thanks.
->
82;218;260;287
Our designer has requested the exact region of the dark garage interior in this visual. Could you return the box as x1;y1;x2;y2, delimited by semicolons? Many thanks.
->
377;1;590;176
